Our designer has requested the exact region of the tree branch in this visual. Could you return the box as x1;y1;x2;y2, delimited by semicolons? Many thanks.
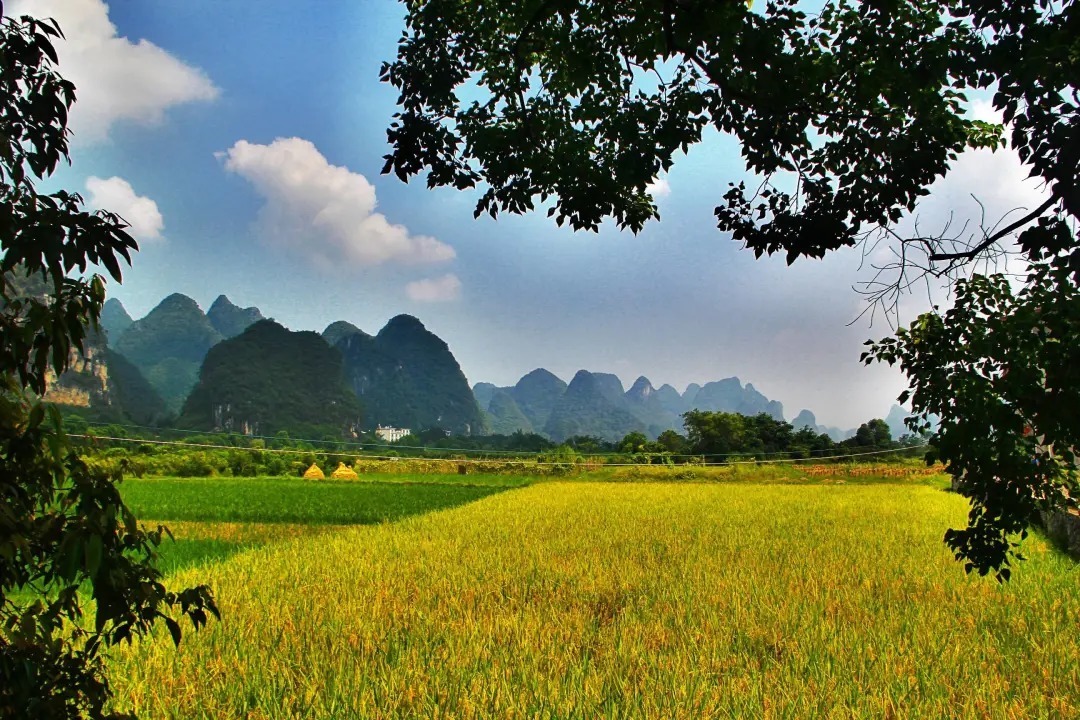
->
928;195;1057;262
512;0;563;65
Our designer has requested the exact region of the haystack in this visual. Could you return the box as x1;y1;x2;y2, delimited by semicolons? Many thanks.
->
330;462;359;480
302;463;325;479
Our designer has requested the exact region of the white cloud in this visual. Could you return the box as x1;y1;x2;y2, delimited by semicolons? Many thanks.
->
647;175;671;199
906;139;1049;256
85;176;164;241
8;0;218;143
406;274;462;302
220;137;456;269
969;98;1004;125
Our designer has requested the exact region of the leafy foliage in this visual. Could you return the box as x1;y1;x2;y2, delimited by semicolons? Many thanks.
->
0;8;216;718
381;0;1014;241
865;262;1080;579
682;410;898;461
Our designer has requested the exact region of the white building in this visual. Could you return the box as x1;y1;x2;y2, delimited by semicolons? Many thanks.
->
376;425;411;443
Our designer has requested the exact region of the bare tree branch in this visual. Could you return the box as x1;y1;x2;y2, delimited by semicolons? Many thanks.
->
927;196;1057;262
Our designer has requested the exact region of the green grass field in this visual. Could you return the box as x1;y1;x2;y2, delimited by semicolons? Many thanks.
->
110;474;1079;718
124;475;515;572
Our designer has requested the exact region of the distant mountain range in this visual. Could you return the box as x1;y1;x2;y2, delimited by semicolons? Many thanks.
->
66;292;484;436
473;370;871;443
40;290;918;442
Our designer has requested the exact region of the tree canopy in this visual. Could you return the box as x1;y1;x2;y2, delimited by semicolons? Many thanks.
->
383;0;1079;578
1;8;216;717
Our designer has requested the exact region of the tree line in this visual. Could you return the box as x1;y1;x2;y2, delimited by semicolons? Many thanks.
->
70;410;924;473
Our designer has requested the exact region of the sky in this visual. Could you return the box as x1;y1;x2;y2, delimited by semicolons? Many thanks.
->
10;0;1049;429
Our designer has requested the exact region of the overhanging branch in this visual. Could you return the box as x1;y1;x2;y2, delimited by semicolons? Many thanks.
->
927;195;1057;262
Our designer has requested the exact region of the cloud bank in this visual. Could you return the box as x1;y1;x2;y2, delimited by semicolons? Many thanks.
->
8;0;219;143
85;176;164;241
220;137;456;269
406;274;462;302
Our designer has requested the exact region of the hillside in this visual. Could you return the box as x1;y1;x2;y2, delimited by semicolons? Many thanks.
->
337;315;484;435
79;289;865;442
178;320;360;437
113;293;224;412
544;370;646;442
40;330;168;427
508;369;567;429
473;382;499;412
484;389;534;435
625;376;681;436
691;378;785;420
102;349;169;425
3;276;166;426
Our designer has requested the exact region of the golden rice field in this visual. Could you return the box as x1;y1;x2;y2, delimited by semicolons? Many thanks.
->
110;480;1080;719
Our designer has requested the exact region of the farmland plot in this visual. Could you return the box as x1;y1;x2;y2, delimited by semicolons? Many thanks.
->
111;481;1079;719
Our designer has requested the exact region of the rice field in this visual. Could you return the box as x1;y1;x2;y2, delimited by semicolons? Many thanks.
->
122;475;514;572
110;476;1080;719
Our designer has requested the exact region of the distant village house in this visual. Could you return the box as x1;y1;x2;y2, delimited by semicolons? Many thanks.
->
376;425;411;443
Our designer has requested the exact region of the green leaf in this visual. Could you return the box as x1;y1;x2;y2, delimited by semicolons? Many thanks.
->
164;616;182;647
85;534;103;576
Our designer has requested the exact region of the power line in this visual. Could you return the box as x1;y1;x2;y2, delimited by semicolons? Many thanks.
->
77;421;545;456
70;434;928;467
76;420;928;461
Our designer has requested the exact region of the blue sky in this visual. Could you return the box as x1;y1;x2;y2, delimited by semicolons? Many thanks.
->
12;0;1046;429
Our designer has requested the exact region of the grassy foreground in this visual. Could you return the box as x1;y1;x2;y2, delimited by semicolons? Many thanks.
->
111;480;1078;719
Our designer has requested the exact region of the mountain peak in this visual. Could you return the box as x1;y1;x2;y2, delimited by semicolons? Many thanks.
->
206;294;264;339
627;376;654;398
472;381;500;411
113;293;223;412
103;297;130;315
208;294;236;311
546;370;643;442
323;320;367;347
156;293;202;313
383;314;426;332
517;368;564;386
567;369;595;388
792;409;818;430
340;313;483;434
509;369;567;429
100;298;133;340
